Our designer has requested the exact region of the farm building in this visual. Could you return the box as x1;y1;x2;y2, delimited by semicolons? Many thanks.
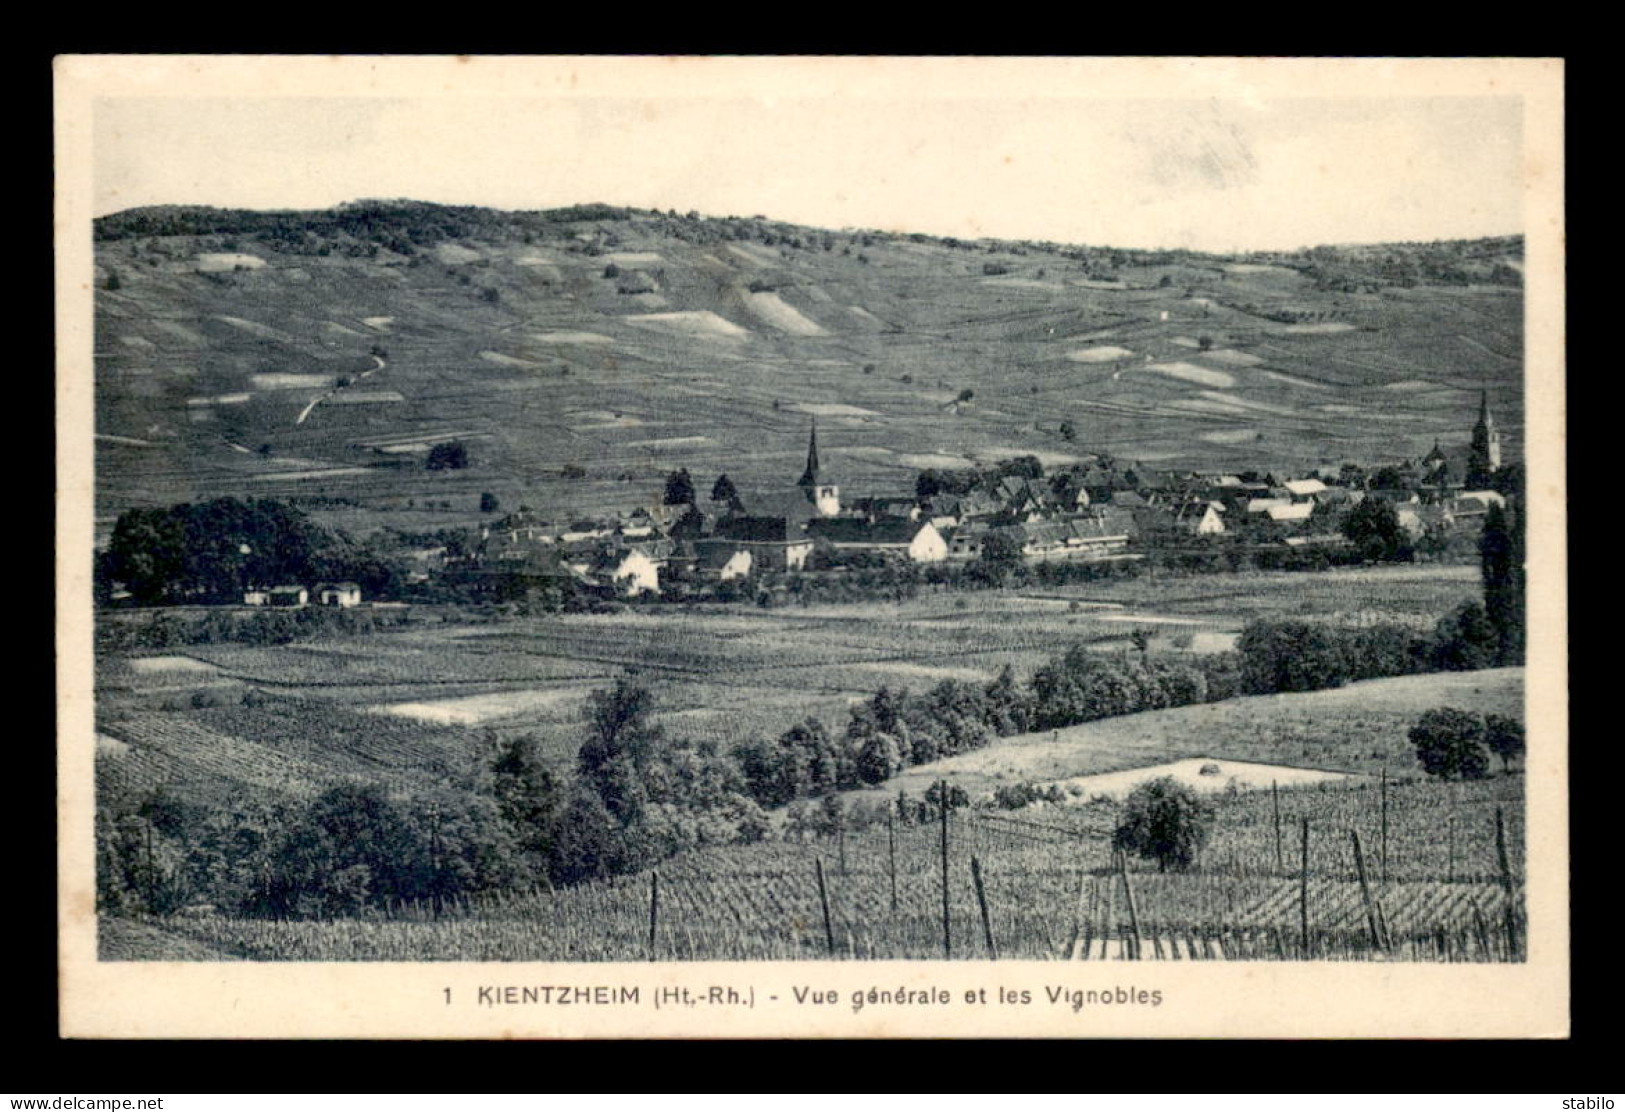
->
712;516;814;572
691;540;754;581
317;582;363;608
807;518;948;563
242;588;271;606
1172;502;1226;536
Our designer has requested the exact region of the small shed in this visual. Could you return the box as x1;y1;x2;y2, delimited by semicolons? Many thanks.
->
317;582;363;608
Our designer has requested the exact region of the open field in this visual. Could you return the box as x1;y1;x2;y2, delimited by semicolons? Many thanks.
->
96;564;1488;781
875;667;1522;800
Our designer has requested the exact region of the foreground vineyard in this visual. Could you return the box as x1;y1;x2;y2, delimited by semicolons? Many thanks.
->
117;775;1525;962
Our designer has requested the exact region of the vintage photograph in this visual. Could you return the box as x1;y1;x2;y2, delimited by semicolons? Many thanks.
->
56;56;1566;1037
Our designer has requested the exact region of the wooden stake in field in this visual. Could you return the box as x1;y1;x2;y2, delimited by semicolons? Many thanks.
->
939;781;952;960
1117;849;1143;961
815;856;836;957
647;871;660;962
1350;830;1387;953
838;813;847;878
1299;817;1311;960
1271;780;1284;874
1495;807;1521;958
971;855;998;960
1380;767;1389;886
886;814;898;915
1447;815;1455;884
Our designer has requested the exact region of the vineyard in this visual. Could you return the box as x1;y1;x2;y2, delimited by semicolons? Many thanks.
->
121;774;1525;962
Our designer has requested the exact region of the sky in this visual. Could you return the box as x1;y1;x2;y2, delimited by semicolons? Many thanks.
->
91;72;1526;253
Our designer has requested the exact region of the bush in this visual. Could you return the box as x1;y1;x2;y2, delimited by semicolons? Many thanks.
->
1112;777;1215;872
427;441;469;471
1409;707;1491;781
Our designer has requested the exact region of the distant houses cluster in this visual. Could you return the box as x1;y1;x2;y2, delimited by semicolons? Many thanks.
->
434;395;1509;600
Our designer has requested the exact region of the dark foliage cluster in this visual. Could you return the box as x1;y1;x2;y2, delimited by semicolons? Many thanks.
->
99;497;404;607
1409;707;1525;781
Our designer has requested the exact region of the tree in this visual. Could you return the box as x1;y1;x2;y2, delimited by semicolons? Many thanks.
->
1432;601;1499;671
663;468;695;506
1409;707;1490;781
578;680;665;823
1484;713;1526;774
104;268;122;291
427;440;469;470
974;532;1022;587
956;388;975;404
1112;777;1214;872
1059;420;1077;442
1480;501;1525;666
490;733;564;860
480;492;501;514
1237;619;1349;694
1341;497;1411;563
710;473;738;504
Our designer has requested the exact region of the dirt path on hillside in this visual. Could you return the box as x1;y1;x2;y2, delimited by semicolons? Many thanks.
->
295;354;387;426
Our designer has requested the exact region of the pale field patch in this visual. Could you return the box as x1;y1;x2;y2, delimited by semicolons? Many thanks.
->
1258;369;1332;390
848;661;996;682
1274;322;1356;334
743;291;826;336
129;656;221;675
1146;361;1236;388
1199;428;1259;444
625;311;750;339
371;687;590;726
532;330;613;345
195;253;266;272
793;402;880;417
478;351;541;368
1067;345;1135;363
251;373;333;390
1048;756;1354;802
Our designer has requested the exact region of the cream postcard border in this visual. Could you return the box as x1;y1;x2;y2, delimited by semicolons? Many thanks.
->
54;55;1567;1039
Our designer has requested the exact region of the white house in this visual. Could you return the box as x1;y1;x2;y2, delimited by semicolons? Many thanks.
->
596;548;662;596
317;582;363;608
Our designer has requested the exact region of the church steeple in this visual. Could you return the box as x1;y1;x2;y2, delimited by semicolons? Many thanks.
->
798;418;821;488
796;418;840;515
1468;389;1502;487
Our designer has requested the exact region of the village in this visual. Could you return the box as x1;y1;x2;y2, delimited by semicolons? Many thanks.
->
337;391;1514;606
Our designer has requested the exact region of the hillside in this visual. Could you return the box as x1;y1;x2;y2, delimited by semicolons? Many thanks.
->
91;202;1524;536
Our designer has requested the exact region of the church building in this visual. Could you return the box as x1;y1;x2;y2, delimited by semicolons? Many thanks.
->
796;418;841;516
